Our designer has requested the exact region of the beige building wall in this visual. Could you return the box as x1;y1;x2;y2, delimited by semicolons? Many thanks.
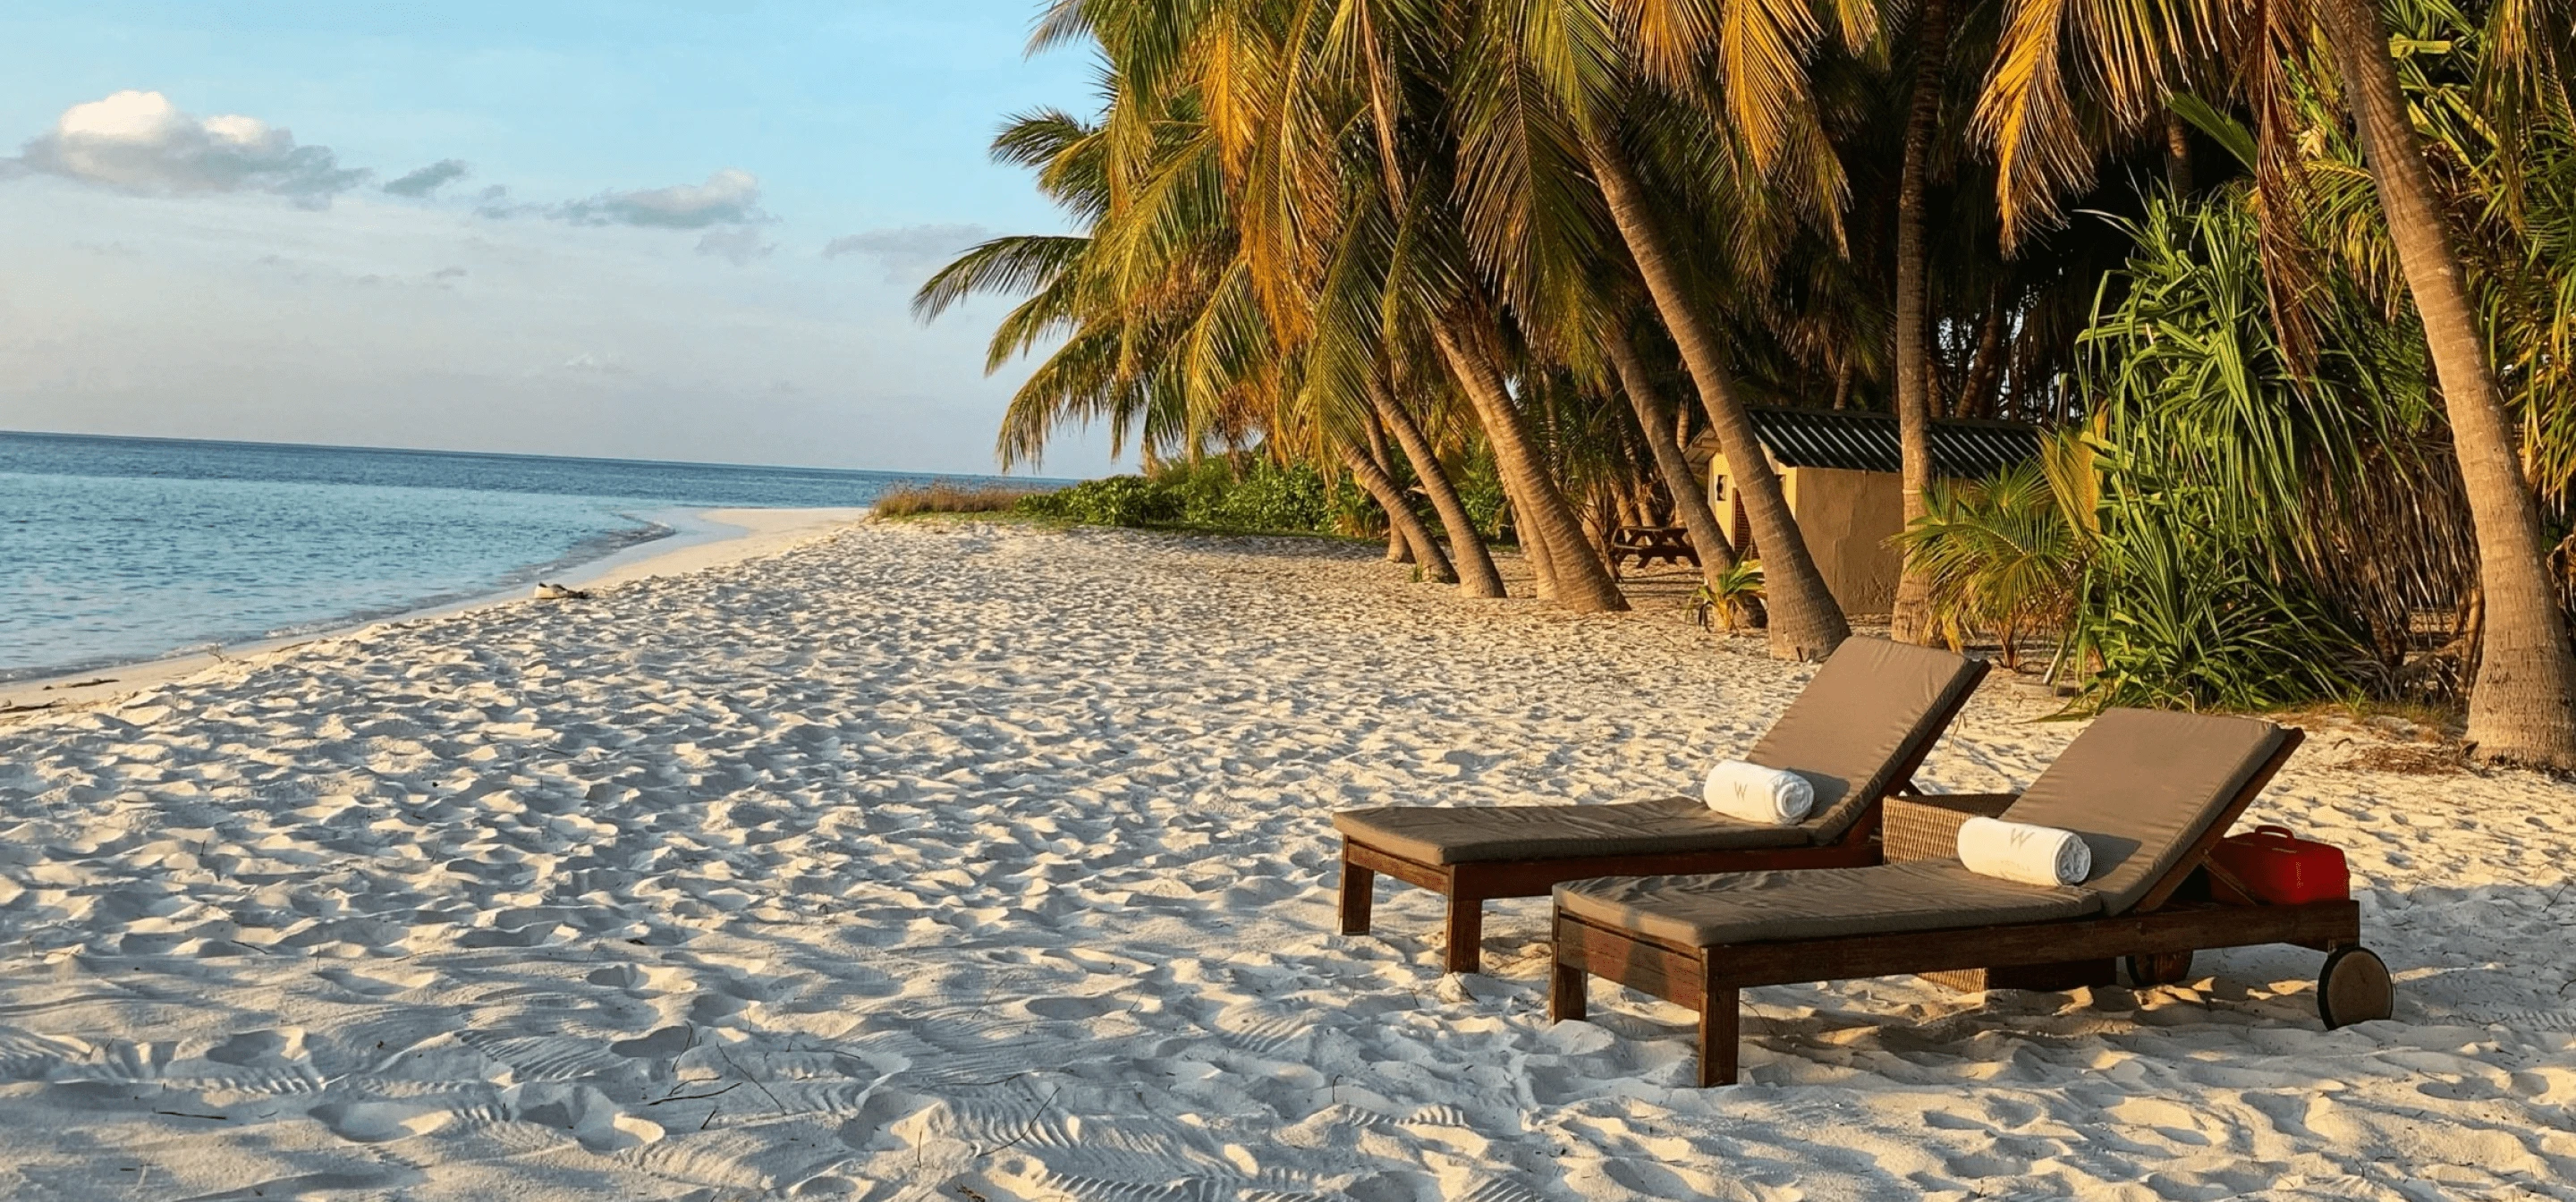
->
1705;455;1905;617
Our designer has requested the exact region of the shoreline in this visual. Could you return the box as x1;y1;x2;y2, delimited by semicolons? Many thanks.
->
0;504;870;721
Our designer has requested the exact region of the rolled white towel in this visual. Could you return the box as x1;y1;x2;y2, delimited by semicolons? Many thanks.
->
1702;760;1815;825
1956;816;2093;887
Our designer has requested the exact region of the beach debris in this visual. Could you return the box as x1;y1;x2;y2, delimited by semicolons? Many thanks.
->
40;678;117;690
534;582;593;601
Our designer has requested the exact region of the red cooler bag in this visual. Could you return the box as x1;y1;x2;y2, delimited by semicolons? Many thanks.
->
2208;825;2349;904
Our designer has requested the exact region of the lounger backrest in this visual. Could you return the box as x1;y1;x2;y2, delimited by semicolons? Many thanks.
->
1744;639;1986;841
2001;708;2293;915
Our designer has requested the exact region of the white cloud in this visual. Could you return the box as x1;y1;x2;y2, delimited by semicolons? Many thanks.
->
383;158;469;198
551;168;763;229
11;90;366;206
821;222;988;284
695;227;774;266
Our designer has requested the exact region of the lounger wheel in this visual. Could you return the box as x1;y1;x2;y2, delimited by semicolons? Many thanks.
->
2125;951;2193;987
2318;946;2394;1029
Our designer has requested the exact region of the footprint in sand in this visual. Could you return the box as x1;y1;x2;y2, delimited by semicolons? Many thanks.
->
318;965;439;996
504;1081;664;1152
311;1098;459;1143
205;1028;308;1068
610;1026;696;1058
1023;995;1126;1022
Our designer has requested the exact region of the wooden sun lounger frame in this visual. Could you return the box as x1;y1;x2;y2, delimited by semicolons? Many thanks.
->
1549;730;2367;1086
1341;659;1992;974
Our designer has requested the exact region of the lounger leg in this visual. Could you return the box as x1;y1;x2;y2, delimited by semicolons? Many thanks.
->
1338;853;1374;935
1699;982;1740;1088
1444;894;1484;974
1550;957;1587;1022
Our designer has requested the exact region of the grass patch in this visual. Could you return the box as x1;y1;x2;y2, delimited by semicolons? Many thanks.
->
872;482;1054;518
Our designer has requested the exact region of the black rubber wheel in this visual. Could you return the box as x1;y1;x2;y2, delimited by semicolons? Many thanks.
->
2125;950;2193;987
2318;945;2394;1029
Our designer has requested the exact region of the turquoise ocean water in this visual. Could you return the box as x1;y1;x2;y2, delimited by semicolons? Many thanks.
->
0;431;1035;681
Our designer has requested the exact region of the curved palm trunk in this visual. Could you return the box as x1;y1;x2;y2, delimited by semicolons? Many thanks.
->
1352;31;1616;612
1361;418;1415;563
1602;325;1741;592
1890;0;1955;645
1515;486;1561;600
1340;440;1457;583
1586;131;1847;657
2318;0;2576;768
1374;380;1509;597
1433;321;1629;612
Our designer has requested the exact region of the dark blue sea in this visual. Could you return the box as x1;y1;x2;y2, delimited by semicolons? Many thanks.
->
0;431;1049;681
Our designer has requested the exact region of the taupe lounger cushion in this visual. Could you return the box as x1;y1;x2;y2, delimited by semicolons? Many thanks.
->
1334;797;1809;865
1742;638;1987;842
2000;708;2291;915
1553;707;2292;946
1335;639;1980;865
1555;859;2100;947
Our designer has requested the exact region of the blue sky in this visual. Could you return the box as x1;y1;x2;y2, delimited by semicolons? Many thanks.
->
0;2;1121;477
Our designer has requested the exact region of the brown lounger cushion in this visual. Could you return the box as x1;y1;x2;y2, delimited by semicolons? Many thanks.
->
1333;796;1809;865
1554;859;2100;947
1743;638;1987;842
1999;708;2291;915
1553;707;2293;946
1335;639;1981;865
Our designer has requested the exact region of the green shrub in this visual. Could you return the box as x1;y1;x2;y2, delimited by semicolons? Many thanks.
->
1452;449;1512;541
1011;457;1368;535
1014;476;1182;526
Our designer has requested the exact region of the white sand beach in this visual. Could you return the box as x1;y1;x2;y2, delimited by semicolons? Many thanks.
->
1;520;2571;1199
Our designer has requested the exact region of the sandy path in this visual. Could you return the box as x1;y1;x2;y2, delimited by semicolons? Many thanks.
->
0;521;2570;1199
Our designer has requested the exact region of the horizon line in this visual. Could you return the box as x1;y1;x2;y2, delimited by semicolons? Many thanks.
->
0;426;1085;483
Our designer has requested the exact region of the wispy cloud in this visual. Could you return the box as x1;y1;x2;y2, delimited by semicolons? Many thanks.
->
695;227;774;266
9;90;367;207
821;222;987;284
382;158;469;198
549;169;764;229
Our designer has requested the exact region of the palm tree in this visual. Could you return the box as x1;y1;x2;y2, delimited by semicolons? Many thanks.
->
1370;372;1509;597
1598;319;1749;605
1315;0;1631;611
919;99;1448;580
1583;124;1850;657
1979;0;2576;766
1889;0;1960;644
2309;0;2576;765
1462;0;1866;656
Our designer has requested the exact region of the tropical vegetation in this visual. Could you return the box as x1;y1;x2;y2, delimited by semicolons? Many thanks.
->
919;0;2576;767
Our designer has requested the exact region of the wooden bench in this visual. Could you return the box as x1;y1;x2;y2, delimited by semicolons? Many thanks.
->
1609;525;1699;571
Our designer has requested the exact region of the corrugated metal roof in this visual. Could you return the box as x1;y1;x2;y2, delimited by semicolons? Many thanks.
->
1736;407;2043;478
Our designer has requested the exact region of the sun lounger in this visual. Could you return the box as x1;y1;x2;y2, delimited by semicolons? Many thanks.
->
1335;639;1990;972
1548;708;2393;1086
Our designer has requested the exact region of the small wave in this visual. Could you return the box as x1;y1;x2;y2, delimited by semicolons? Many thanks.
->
0;518;677;684
254;518;676;640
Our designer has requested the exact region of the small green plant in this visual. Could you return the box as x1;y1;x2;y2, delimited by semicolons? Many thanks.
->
1891;459;2080;670
1691;560;1766;631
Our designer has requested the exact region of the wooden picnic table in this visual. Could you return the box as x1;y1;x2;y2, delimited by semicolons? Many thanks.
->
1609;525;1699;570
